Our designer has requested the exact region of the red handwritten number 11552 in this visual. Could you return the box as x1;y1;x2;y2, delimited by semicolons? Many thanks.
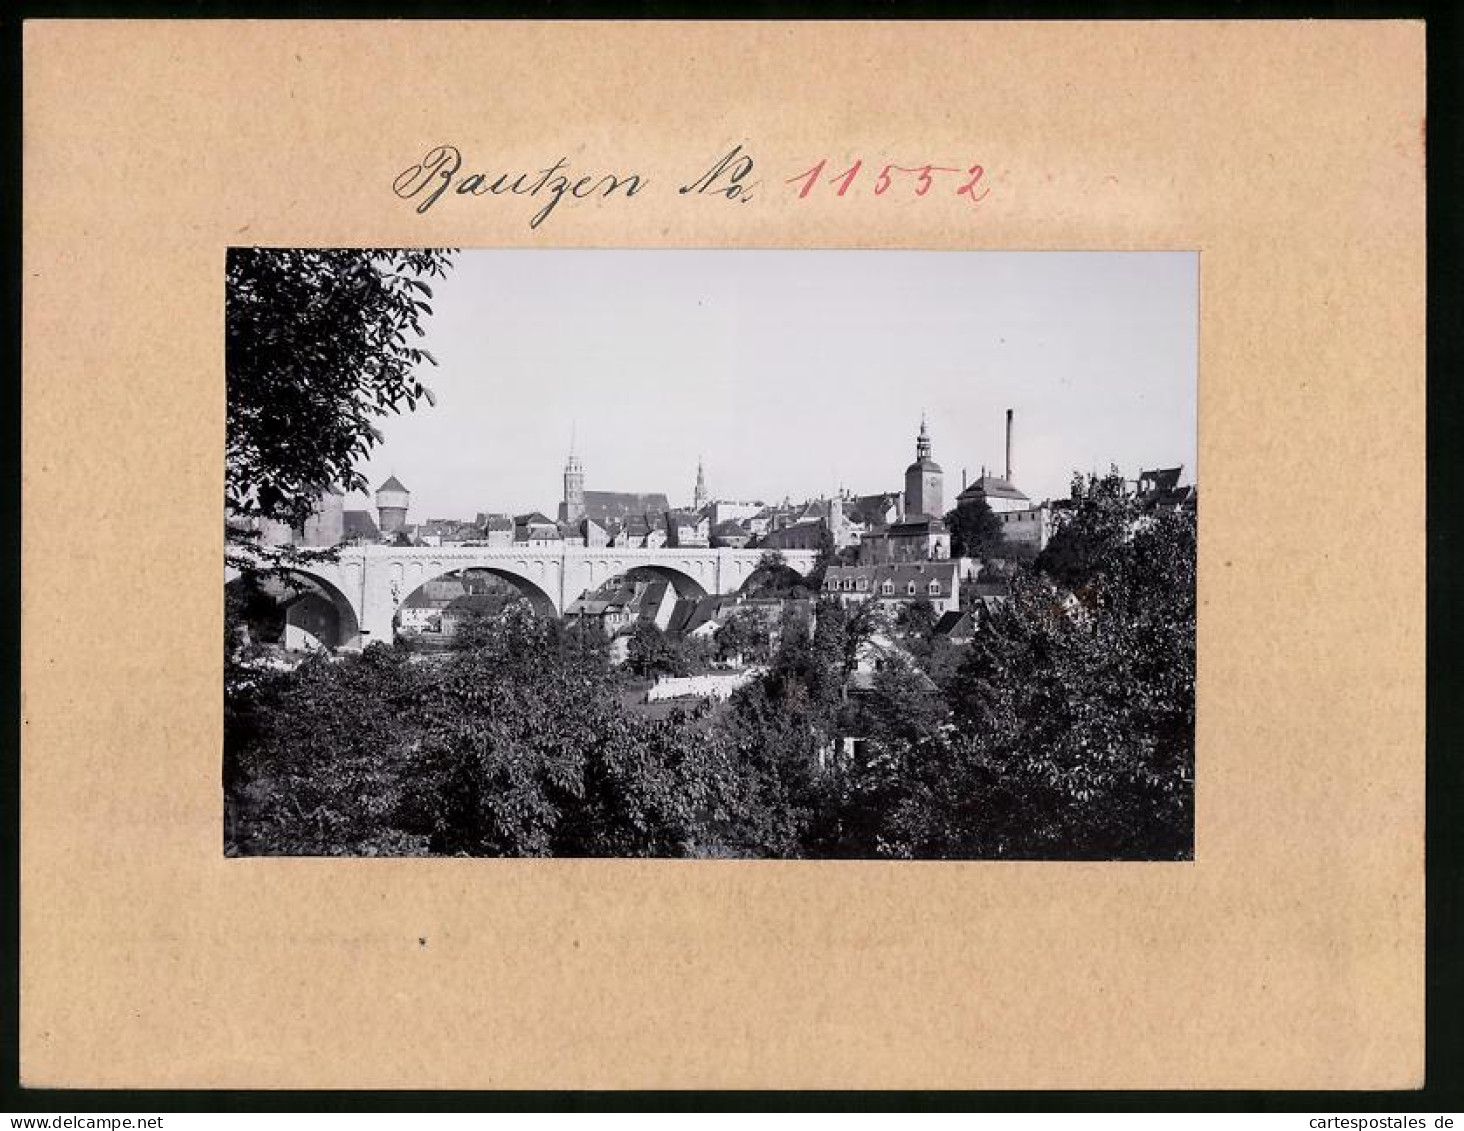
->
786;159;990;203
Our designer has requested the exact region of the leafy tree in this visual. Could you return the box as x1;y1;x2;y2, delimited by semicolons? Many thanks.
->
1035;468;1134;590
716;601;852;856
896;594;939;641
743;548;809;598
672;633;717;676
812;657;954;858
852;658;950;753
225;574;289;653
713;609;769;664
718;677;824;856
946;480;1196;859
225;247;455;549
626;621;679;679
945;496;1004;559
837;596;889;681
227;605;756;858
225;643;434;855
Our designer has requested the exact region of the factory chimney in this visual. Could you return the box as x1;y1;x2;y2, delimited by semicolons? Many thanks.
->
1005;409;1014;482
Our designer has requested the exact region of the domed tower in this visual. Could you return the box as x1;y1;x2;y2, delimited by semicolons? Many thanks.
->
562;443;586;523
903;416;944;519
375;475;410;534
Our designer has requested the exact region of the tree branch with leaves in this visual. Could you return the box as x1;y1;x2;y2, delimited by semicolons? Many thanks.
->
225;247;456;556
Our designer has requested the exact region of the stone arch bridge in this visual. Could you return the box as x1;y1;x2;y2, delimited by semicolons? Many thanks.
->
238;544;817;651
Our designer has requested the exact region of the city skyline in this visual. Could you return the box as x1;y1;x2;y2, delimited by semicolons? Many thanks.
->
346;250;1198;519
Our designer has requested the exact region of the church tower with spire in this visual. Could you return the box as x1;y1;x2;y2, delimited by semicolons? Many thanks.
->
561;432;586;523
693;457;709;510
903;415;944;519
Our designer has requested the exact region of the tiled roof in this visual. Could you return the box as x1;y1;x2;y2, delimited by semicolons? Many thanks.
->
637;580;672;613
765;519;823;539
581;491;671;525
440;594;513;617
678;596;739;636
971;595;1010;617
514;515;561;541
664;596;702;635
377;475;409;494
932;610;973;637
957;476;1030;503
846;492;900;527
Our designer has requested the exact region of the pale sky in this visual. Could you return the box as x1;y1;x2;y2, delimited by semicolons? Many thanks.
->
349;250;1197;520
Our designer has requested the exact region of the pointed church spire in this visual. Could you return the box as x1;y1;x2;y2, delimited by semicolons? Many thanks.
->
693;455;709;510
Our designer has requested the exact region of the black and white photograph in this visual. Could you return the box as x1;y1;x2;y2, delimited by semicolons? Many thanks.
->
224;249;1198;860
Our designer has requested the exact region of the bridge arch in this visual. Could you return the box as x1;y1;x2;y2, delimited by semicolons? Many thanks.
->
619;563;709;600
398;564;558;624
229;569;362;653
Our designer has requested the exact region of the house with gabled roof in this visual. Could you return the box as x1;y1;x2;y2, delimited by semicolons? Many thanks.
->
823;561;961;616
711;520;753;549
475;513;515;546
956;474;1031;514
1136;467;1197;512
513;512;561;546
566;578;678;637
665;509;711;548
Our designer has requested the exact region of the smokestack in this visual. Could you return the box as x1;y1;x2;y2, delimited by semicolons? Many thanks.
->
1005;409;1014;482
962;468;968;490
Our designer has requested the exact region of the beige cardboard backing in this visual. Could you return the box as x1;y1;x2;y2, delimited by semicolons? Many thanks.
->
20;21;1425;1090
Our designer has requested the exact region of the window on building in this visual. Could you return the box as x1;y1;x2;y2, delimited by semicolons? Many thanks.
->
857;578;868;591
882;581;895;595
906;581;917;595
928;580;941;595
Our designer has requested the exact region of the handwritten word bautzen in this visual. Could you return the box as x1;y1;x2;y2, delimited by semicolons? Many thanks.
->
393;145;647;229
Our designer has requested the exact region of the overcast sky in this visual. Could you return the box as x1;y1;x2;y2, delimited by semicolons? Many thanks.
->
348;250;1197;520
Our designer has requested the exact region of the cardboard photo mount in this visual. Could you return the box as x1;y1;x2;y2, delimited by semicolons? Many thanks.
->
21;21;1425;1090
